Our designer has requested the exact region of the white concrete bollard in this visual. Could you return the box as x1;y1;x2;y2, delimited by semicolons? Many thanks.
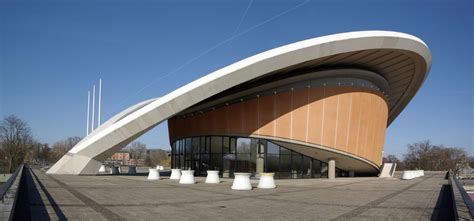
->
231;173;252;190
257;173;276;189
118;166;122;173
402;170;413;180
170;169;181;180
179;170;195;184
148;168;160;180
205;170;220;184
111;166;120;175
128;166;137;174
99;165;106;173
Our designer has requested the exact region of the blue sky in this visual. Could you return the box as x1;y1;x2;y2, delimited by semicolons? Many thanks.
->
1;0;472;157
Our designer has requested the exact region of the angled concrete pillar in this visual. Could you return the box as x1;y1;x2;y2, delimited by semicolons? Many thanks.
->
328;158;336;179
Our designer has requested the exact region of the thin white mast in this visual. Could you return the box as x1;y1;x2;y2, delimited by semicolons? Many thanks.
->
91;85;96;131
86;91;90;135
98;78;102;127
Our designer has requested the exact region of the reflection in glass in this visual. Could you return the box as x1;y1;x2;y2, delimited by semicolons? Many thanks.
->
267;142;279;154
265;154;279;174
291;152;302;179
171;136;345;179
302;156;312;178
236;138;251;153
211;137;222;153
210;154;222;171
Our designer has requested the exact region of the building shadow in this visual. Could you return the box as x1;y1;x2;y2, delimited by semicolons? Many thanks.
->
13;167;66;221
430;184;455;220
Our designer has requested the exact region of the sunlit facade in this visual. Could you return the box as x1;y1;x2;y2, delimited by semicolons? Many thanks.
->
47;31;431;176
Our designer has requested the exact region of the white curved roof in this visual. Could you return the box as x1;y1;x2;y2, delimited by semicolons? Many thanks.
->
48;30;431;175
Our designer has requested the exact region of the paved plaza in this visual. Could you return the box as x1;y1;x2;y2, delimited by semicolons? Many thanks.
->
15;168;453;220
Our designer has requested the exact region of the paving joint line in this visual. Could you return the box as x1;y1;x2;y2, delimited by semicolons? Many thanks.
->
36;169;126;221
330;174;437;220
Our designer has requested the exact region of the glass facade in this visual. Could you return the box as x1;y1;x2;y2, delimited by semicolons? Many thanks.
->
171;136;345;179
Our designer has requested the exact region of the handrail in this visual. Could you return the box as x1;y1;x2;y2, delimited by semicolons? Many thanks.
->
448;170;474;220
389;163;397;177
0;164;24;201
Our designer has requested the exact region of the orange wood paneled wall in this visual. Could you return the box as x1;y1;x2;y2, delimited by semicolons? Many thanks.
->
168;86;388;166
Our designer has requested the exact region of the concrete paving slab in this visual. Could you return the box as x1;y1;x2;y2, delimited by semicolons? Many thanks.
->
14;168;453;220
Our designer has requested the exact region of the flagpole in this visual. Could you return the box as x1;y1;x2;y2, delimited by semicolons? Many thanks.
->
98;78;102;127
91;85;96;131
86;91;90;135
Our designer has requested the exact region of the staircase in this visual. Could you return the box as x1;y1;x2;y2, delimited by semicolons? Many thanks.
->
379;163;397;177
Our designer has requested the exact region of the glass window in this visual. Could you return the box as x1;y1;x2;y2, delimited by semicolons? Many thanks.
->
280;146;291;155
209;154;222;171
223;137;230;153
200;137;206;152
200;139;208;155
223;153;235;178
236;154;251;172
170;136;345;179
230;137;236;153
267;142;279;154
185;138;192;153
185;138;192;161
206;137;211;149
211;136;222;153
250;139;258;161
192;137;199;152
291;152;302;170
192;137;200;160
312;160;321;178
302;156;312;178
321;161;328;178
291;152;302;179
265;154;279;174
236;138;251;153
280;154;291;173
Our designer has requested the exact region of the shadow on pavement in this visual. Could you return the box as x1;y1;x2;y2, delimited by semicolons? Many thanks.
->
430;184;455;220
13;167;67;221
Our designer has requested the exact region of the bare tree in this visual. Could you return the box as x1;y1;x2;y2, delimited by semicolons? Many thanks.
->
469;156;474;168
0;115;34;173
382;154;405;170
383;154;399;163
28;142;51;166
403;140;468;172
128;142;146;166
52;136;82;162
147;149;169;166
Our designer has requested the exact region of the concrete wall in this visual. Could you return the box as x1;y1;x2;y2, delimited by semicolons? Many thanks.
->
169;86;388;166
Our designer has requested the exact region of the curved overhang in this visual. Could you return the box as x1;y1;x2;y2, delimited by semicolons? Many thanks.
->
47;31;432;175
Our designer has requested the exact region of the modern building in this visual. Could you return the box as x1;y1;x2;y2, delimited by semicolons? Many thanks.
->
110;151;130;161
47;31;431;178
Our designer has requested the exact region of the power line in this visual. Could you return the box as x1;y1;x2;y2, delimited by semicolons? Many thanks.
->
232;0;253;36
112;0;311;112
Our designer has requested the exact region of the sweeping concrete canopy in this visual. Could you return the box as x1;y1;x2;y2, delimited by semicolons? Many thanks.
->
47;31;431;175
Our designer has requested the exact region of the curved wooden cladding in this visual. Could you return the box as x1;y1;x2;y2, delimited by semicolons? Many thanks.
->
168;86;389;166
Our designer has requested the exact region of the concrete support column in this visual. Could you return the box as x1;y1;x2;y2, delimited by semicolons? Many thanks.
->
256;143;265;175
328;158;336;179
